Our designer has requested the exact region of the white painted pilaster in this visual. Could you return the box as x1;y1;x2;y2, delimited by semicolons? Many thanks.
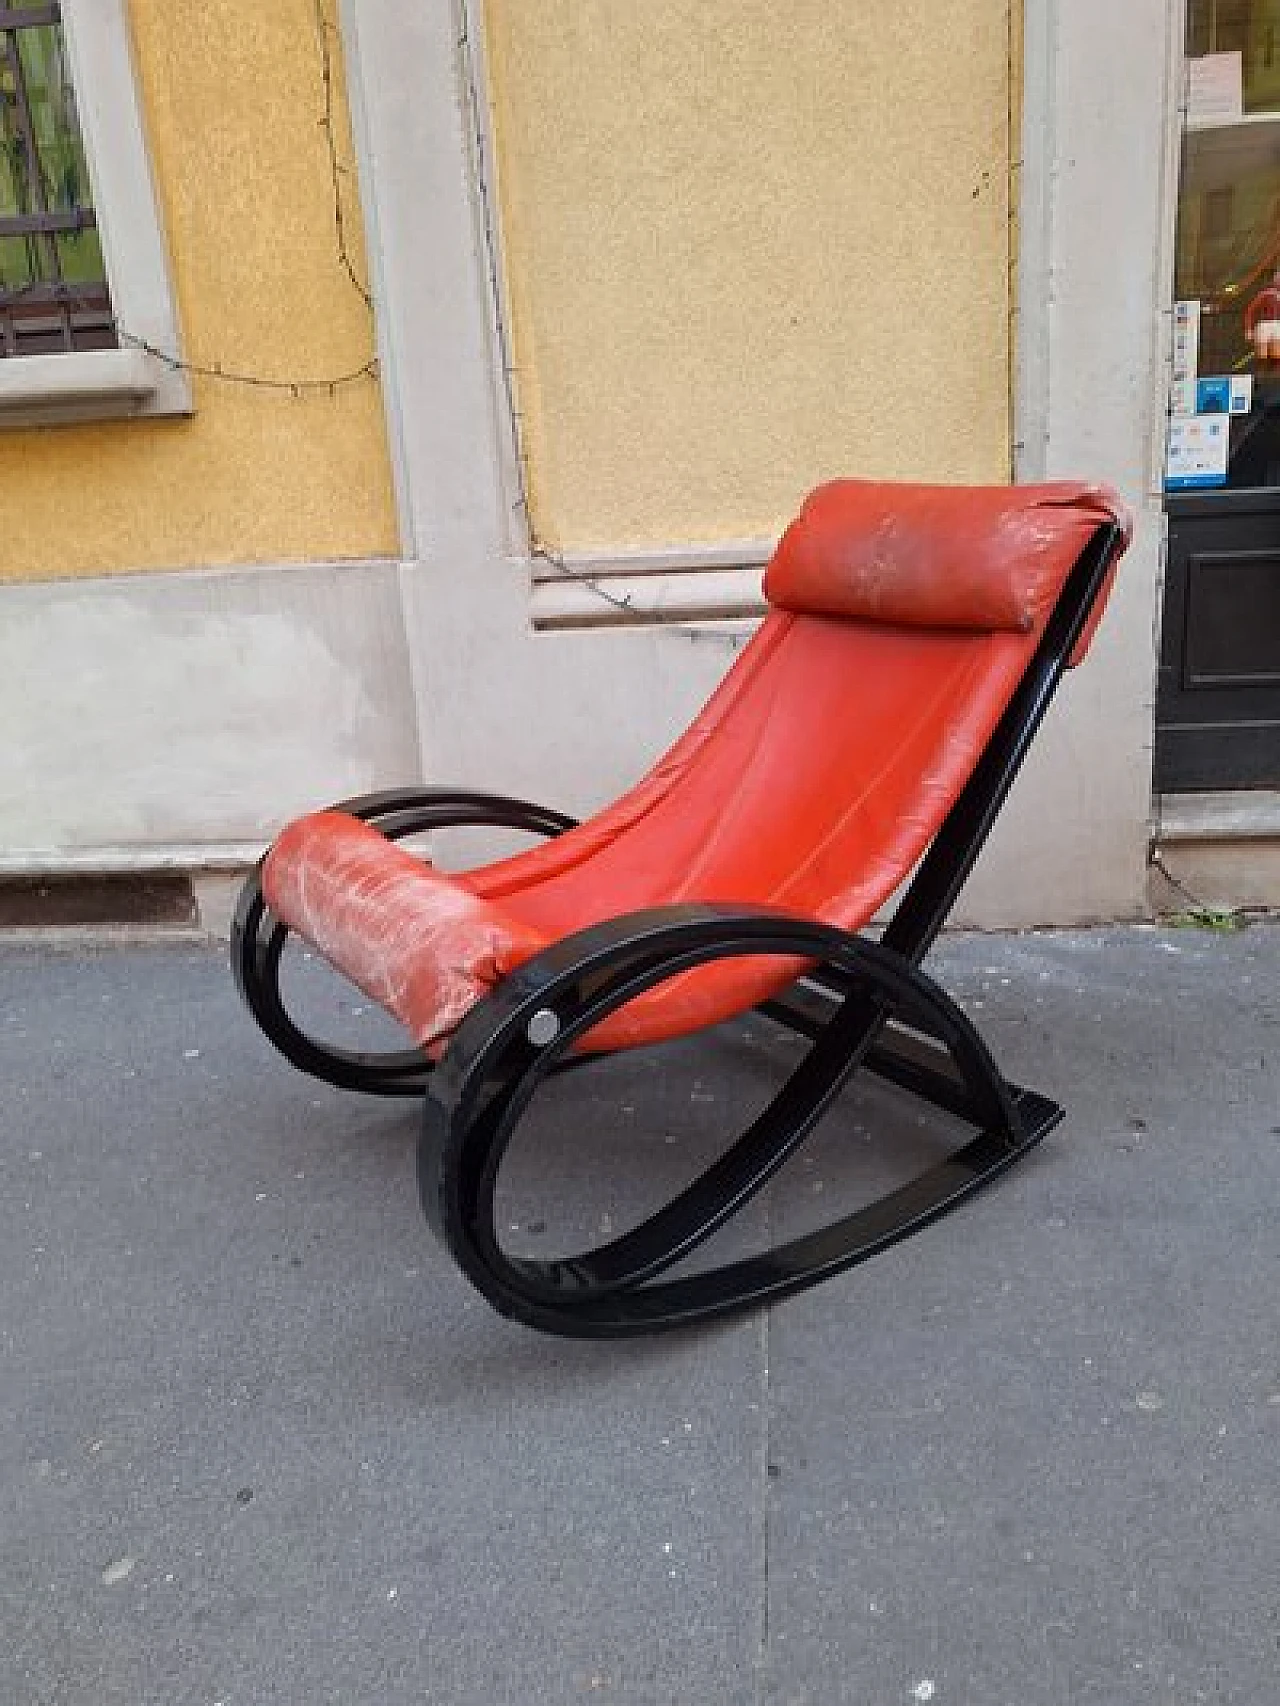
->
957;0;1181;925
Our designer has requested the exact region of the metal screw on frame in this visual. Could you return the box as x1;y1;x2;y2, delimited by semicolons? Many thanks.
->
525;1009;560;1047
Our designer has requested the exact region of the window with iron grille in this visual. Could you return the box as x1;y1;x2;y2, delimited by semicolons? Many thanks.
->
0;0;186;424
0;0;115;358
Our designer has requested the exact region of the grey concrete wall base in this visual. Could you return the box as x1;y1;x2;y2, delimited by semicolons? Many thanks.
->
0;559;421;859
190;869;249;941
953;521;1162;930
1150;840;1280;915
397;554;736;822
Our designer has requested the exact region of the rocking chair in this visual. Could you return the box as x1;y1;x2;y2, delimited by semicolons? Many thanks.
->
232;479;1131;1337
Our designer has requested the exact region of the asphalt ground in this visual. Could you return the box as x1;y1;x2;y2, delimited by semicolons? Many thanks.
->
2;923;1277;1705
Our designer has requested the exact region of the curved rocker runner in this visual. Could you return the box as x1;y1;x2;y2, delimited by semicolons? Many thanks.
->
232;479;1132;1338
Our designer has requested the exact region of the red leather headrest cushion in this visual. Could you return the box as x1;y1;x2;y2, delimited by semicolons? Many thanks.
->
764;480;1132;635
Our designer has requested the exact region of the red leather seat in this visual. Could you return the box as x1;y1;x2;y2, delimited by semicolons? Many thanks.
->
262;480;1130;1055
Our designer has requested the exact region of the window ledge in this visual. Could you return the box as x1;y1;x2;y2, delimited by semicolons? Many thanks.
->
0;348;192;428
1157;790;1280;842
530;542;770;629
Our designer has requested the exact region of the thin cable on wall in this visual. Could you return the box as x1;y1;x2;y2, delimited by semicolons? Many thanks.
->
13;283;378;396
10;0;377;396
455;4;641;626
455;0;751;650
117;324;377;396
454;11;632;621
314;0;373;311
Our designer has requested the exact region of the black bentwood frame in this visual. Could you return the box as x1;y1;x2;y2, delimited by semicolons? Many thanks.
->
233;521;1125;1337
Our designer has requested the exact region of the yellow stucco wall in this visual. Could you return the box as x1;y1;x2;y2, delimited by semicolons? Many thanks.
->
0;0;398;584
484;1;1015;551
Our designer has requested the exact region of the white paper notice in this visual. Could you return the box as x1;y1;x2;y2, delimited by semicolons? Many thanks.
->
1172;300;1201;384
1170;378;1197;417
1230;374;1254;414
1187;52;1244;124
1166;415;1230;490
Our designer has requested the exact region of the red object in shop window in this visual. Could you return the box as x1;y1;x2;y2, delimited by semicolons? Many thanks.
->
1246;274;1280;362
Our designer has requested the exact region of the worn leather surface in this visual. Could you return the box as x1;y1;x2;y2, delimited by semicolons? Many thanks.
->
261;481;1131;1055
262;812;544;1049
764;479;1131;652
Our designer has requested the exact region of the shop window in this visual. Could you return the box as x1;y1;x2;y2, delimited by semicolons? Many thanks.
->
1170;1;1280;490
1157;1;1280;793
0;0;189;424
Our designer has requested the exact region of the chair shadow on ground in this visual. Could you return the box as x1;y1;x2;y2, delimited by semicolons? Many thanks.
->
274;998;1062;1392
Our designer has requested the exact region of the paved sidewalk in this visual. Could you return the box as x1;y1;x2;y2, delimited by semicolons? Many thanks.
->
2;924;1277;1705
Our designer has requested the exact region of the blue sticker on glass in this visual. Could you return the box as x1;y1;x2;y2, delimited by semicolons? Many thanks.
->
1195;377;1232;414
